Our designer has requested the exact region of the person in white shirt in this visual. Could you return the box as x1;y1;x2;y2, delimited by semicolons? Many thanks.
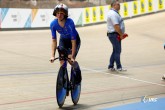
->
106;0;127;71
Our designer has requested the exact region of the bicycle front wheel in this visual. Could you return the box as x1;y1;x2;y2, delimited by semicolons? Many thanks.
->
56;66;67;108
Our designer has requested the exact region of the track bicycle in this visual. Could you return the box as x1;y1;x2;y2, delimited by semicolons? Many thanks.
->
53;46;81;108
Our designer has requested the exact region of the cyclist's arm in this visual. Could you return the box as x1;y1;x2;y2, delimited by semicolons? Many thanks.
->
71;39;76;60
51;39;57;59
68;19;77;60
114;24;123;37
50;20;57;61
111;14;124;39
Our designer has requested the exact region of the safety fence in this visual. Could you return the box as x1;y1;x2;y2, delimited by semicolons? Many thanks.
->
0;0;165;29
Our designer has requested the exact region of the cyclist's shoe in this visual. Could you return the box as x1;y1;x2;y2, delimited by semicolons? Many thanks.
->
108;67;115;71
117;68;127;72
161;75;165;80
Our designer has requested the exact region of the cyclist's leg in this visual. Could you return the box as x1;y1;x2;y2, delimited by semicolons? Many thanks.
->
60;36;82;84
59;37;70;67
67;34;81;61
70;35;81;104
71;35;82;84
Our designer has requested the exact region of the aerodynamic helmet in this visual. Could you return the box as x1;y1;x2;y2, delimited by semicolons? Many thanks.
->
53;3;68;18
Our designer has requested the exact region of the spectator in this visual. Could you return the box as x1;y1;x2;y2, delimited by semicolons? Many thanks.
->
106;0;128;71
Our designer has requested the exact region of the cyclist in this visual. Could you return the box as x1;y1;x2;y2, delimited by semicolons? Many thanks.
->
49;3;81;83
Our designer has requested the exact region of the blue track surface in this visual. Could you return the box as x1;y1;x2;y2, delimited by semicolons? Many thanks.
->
102;97;165;110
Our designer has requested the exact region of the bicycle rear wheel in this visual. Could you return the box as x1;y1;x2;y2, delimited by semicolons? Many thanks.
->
56;66;68;108
70;68;81;105
71;83;81;105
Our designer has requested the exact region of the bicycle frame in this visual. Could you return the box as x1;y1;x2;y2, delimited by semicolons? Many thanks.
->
54;46;81;107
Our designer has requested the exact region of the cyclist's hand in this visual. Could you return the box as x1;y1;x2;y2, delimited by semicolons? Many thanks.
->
50;57;55;63
71;56;75;62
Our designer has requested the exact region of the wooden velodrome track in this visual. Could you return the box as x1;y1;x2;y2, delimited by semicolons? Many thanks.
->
0;12;165;110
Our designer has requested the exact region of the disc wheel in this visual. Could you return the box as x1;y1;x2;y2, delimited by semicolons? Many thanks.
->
56;67;67;108
71;75;81;105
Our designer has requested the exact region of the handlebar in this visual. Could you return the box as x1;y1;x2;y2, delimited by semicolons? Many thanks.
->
50;46;79;68
51;46;71;62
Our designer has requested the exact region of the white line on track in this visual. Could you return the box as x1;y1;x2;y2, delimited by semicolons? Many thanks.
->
82;67;165;87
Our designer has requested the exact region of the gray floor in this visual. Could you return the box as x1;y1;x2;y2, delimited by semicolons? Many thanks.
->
0;12;165;110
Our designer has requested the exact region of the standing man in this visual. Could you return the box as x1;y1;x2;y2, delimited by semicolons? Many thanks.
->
107;0;127;71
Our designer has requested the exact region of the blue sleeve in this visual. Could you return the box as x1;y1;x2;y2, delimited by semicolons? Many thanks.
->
50;20;57;39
